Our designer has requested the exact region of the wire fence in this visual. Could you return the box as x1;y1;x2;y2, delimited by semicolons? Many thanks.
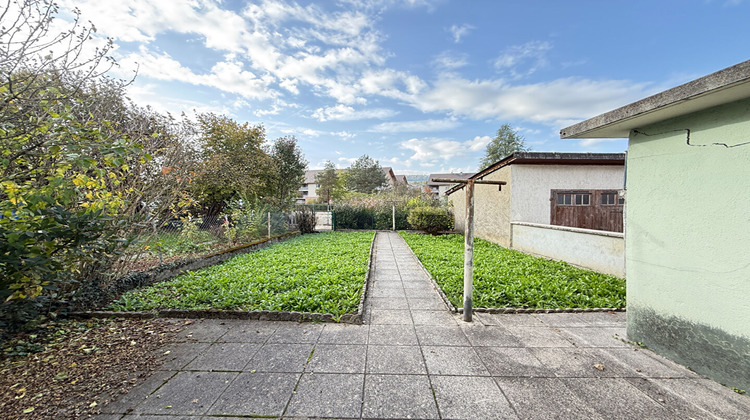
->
120;212;299;272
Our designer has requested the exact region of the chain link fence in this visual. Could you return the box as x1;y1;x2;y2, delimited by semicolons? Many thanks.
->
119;212;299;273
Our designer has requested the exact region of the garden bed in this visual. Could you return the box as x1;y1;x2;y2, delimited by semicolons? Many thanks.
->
399;232;625;310
109;231;375;321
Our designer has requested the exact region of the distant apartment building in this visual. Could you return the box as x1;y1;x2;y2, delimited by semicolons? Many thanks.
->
426;172;473;199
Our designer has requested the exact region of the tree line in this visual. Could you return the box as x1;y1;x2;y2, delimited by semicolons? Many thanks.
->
0;2;306;329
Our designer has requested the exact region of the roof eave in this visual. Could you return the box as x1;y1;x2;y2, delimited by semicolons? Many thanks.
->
560;60;750;139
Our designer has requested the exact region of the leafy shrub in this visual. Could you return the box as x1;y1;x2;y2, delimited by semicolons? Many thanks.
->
296;207;317;234
407;206;453;234
334;205;375;229
374;205;410;230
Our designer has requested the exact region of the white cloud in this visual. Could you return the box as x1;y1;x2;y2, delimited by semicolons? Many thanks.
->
125;84;232;117
408;76;653;127
312;104;397;121
432;51;468;71
448;24;474;43
494;40;552;79
578;138;627;149
117;49;278;100
370;119;459;133
400;135;491;163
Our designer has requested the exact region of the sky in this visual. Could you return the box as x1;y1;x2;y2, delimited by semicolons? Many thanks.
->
53;0;750;174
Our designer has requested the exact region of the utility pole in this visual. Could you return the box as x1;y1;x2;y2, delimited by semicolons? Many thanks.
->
433;177;506;322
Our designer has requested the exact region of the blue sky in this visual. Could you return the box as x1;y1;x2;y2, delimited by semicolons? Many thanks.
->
59;0;749;174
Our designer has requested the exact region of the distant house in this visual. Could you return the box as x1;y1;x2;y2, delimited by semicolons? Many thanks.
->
561;60;750;391
426;172;473;199
297;167;408;204
446;152;626;276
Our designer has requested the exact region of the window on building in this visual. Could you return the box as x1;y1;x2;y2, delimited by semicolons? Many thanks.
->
601;192;625;205
557;192;590;206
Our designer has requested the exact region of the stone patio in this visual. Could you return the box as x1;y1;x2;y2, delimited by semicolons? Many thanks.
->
97;232;750;419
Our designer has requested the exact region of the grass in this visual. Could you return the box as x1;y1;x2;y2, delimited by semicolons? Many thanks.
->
399;232;626;309
110;231;375;317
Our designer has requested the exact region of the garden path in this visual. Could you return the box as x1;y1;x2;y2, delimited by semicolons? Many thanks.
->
97;232;750;419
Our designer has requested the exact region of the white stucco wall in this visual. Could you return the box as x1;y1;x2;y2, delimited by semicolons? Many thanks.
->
511;222;625;277
509;164;625;224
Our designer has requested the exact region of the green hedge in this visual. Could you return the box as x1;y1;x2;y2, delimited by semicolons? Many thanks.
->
407;206;453;233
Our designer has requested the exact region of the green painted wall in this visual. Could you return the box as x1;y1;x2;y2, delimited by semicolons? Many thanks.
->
626;97;750;390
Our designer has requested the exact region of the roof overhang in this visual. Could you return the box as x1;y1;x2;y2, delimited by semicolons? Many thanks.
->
445;152;625;196
560;60;750;139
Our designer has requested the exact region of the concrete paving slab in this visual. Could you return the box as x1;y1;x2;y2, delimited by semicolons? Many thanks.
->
369;288;407;298
179;319;237;342
368;324;418;345
415;324;471;346
99;370;176;414
156;342;210;370
305;344;366;374
460;325;523;347
648;378;750;419
601;347;701;379
318;323;369;345
406;289;442;299
218;321;277;343
207;372;299;417
530;347;632;378
537;311;626;327
559;326;629;348
422;346;490;376
369;309;413;325
431;375;517;420
407;297;449;310
561;377;674;419
474;347;551;378
624;377;719;420
286;373;364;418
185;342;260;371
366;345;427;375
267;323;323;344
473;313;545;327
362;374;439;419
495;377;603;420
246;343;315;373
365;297;410;310
133;371;236;416
411;309;457;325
504;325;575;348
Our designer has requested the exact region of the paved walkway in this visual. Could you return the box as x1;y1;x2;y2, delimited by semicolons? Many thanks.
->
98;232;750;419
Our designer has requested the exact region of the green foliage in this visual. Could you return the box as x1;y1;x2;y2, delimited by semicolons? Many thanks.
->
400;232;626;309
346;155;388;194
480;123;529;169
110;232;375;317
315;160;344;203
269;136;307;210
334;205;376;229
407;206;453;234
295;207;317;234
0;99;143;304
190;114;272;217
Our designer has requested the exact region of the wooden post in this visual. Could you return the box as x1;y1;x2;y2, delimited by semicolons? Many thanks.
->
267;212;271;238
464;179;475;322
432;177;505;323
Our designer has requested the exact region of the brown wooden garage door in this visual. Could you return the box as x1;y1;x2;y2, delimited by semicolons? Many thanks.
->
550;189;624;233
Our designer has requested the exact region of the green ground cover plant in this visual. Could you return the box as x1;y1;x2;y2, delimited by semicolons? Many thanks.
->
110;231;374;317
399;232;625;309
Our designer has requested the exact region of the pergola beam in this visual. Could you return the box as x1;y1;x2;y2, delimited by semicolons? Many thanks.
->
432;177;507;322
